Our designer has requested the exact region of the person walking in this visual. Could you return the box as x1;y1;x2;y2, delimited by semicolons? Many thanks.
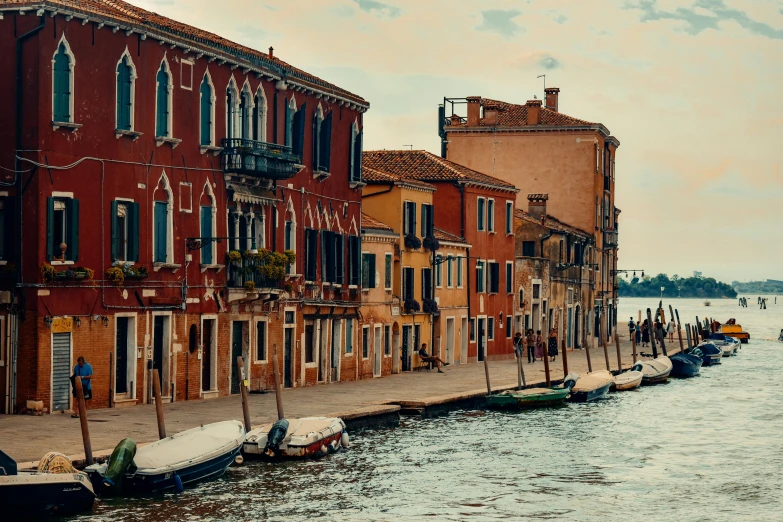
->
513;332;524;360
654;320;667;351
535;330;545;361
641;320;650;347
628;317;636;340
548;328;559;362
635;322;642;345
71;356;93;418
527;329;537;363
667;319;676;342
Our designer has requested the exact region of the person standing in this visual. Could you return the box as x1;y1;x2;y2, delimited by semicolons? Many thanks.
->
526;329;536;363
535;330;545;361
513;332;524;360
71;356;93;418
654;320;667;351
628;317;636;340
667;319;676;342
635;322;642;345
641;320;650;347
548;328;559;362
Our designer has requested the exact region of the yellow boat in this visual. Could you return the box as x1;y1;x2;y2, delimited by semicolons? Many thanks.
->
720;323;750;343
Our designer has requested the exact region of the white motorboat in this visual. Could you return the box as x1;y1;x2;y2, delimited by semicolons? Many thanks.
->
569;371;614;402
639;356;673;385
243;417;348;460
613;363;644;391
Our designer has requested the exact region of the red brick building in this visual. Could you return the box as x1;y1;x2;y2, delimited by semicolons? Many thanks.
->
362;151;518;361
0;0;368;413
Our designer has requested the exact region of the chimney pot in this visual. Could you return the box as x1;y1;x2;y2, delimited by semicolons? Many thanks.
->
545;87;560;112
527;193;548;219
525;100;542;125
269;46;274;58
466;96;481;126
483;102;500;126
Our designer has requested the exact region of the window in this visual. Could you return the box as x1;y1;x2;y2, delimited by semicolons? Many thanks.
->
505;201;513;234
477;198;485;231
240;84;252;140
422;268;432;300
116;53;136;131
304;228;318;281
304;323;315;364
226;81;238;139
469;318;476;342
256;321;267;361
532;283;541;299
153;174;173;264
435;256;442;287
348;235;361;286
487;199;495;232
285;96;295;147
447;255;453;288
52;38;74;123
457;256;463;287
291;101;307;160
200;203;214;264
488;317;495;340
111;201;139;262
253;88;267;142
285;311;295;324
335;234;345;284
384;325;391;356
506;262;513;294
47;197;79;261
362;326;370;359
322;230;337;283
361;253;376;288
522;241;535;257
476;261;485;293
313;107;332;173
345;319;353;354
349;121;363;183
421;204;434;238
403;267;414;301
506;317;512;338
488;262;499;293
403;201;416;236
155;60;172;138
559;240;564;262
284;218;295;274
199;74;214;146
384;253;392;289
519;289;524;309
0;198;14;261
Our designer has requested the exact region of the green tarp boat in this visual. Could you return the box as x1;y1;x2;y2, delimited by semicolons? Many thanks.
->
485;375;577;409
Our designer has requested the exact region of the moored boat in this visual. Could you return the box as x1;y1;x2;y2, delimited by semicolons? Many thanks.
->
86;420;245;495
720;321;749;343
486;375;578;409
696;341;722;366
612;363;644;391
568;370;613;402
639;356;673;385
708;333;740;354
670;349;703;378
243;417;347;460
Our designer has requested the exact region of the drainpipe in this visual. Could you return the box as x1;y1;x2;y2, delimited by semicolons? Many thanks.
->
13;15;46;414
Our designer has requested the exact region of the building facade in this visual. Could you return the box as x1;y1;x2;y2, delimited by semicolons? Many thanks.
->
431;229;469;365
0;1;368;413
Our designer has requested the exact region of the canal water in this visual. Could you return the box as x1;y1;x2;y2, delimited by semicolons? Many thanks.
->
79;297;782;521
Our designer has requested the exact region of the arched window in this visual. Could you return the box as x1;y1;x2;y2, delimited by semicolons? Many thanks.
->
199;73;214;147
349;120;363;183
155;60;172;137
153;172;173;263
253;87;267;142
226;79;239;140
199;182;216;264
116;52;136;131
240;84;252;140
52;37;75;123
285;95;296;148
284;198;296;274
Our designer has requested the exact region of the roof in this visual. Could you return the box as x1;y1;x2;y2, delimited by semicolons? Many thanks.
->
461;97;593;128
362;150;518;192
433;228;467;245
515;208;592;239
362;165;436;191
2;0;368;107
361;213;395;234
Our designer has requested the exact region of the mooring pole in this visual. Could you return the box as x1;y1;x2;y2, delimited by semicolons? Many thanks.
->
647;308;658;358
686;324;693;349
631;329;638;363
561;338;568;378
271;344;285;420
601;312;611;371
483;352;492;395
675;309;684;352
614;332;622;371
152;369;166;439
73;376;93;465
236;356;252;432
516;354;525;389
584;328;593;373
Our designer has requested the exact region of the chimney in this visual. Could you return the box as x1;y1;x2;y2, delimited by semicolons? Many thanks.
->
525;99;542;125
466;96;481;126
527;193;548;219
484;102;499;126
268;46;274;59
544;87;560;112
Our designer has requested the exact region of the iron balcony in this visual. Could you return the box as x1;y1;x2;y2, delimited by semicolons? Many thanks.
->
603;229;619;247
220;138;304;180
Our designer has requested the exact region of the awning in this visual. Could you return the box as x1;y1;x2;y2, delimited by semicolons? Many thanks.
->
226;183;281;206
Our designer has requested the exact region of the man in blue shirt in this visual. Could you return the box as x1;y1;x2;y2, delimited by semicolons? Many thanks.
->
71;356;93;418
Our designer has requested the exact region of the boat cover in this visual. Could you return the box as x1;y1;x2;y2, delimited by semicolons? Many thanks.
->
639;356;672;377
132;420;245;474
613;371;643;388
246;417;345;450
572;370;613;392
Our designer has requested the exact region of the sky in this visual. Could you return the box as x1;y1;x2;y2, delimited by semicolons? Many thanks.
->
132;0;783;283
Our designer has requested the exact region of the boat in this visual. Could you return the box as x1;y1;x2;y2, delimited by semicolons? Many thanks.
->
86;420;245;495
720;321;749;343
243;417;348;460
670;349;703;378
568;370;613;402
486;375;578;409
708;333;740;354
612;363;644;391
639;356;673;385
0;450;96;518
696;341;723;366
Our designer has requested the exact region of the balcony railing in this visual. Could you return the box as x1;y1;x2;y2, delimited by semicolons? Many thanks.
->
221;138;304;180
227;256;283;290
604;229;619;248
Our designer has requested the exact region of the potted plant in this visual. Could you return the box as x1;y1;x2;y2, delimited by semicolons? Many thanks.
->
40;263;56;283
227;250;242;265
106;266;125;284
244;281;256;292
404;298;421;313
404;234;421;250
423;236;440;252
423;298;439;314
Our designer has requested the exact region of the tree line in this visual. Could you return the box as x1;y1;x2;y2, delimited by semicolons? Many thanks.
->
617;273;737;298
732;280;783;294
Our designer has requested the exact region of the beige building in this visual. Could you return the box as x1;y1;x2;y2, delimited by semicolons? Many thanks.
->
431;229;470;365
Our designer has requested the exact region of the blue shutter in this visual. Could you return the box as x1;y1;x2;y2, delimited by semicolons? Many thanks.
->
53;44;71;122
129;202;139;261
116;59;132;130
349;130;355;181
284;101;291;147
156;66;169;137
323;112;332;172
111;200;119;260
154;202;168;262
312;113;319;169
66;198;79;261
46;197;54;261
200;77;212;146
294;103;306;159
353;128;363;182
201;206;213;264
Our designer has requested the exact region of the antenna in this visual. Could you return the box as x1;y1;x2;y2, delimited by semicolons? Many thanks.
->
403;145;413;151
537;74;546;91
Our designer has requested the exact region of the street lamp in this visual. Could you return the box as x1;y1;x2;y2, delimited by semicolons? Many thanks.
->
660;286;665;299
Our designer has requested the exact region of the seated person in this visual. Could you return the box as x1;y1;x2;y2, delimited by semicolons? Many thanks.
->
418;343;446;373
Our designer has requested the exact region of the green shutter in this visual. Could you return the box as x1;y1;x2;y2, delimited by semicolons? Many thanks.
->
369;254;376;288
67;198;79;261
154;201;167;262
110;200;119;260
156;66;169;137
353;129;363;182
46;197;54;261
129;202;139;261
322;112;332;172
200;77;212;146
348;130;355;181
201;206;213;264
284;101;291;147
312;113;319;169
117;60;131;130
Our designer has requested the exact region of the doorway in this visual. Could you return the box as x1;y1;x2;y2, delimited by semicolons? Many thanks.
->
230;321;246;394
460;317;468;364
574;305;581;348
392;322;400;374
567;307;573;348
373;326;382;377
201;318;215;392
152;315;170;396
331;319;341;382
446;317;455;365
531;304;540;333
284;327;293;388
115;316;135;400
51;332;71;412
477;317;486;361
402;325;412;371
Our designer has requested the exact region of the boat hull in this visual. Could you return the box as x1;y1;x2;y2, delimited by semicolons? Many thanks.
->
613;371;643;391
702;353;722;366
243;417;346;460
485;387;570;409
568;381;612;402
0;473;95;518
126;446;239;494
640;357;673;385
670;354;702;378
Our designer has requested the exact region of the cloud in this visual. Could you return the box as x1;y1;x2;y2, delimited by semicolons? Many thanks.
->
476;9;523;37
352;0;402;19
538;55;562;69
626;0;783;39
546;11;568;24
515;51;563;70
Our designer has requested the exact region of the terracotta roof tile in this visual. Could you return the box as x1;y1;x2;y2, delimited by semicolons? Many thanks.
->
361;213;395;233
362;150;518;191
1;0;368;106
459;97;594;128
362;165;436;190
433;228;467;244
515;208;592;238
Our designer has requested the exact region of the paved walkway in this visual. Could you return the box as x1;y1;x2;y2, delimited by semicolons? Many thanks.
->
0;334;685;464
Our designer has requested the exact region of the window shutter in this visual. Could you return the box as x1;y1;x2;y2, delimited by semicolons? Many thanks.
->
406;268;414;300
200;78;212;146
490;263;499;293
335;233;344;284
353;128;363;182
116;66;124;129
321;230;328;281
402;203;408;235
369;254;376;288
129;202;139;261
411;203;416;237
322;112;332;172
67;198;79;261
156;67;169;137
427;205;434;237
154;201;167;262
111;200;119;261
312;113;319;170
201;206;213;264
46;197;54;261
284;102;291;147
420;205;426;237
294;102;306;159
349;130;355;181
361;254;369;288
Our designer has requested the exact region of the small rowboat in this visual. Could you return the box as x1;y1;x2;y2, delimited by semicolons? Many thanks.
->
569;370;613;402
243;417;348;460
696;341;722;366
486;375;577;409
612;363;644;391
670;350;703;378
639;356;673;385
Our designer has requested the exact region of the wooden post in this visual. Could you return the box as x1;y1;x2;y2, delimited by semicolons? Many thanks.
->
695;316;701;342
236;356;251;432
631;329;638;363
685;323;692;349
646;308;658;358
675;314;684;353
483;353;492;395
561;338;568;377
584;328;593;373
152;369;166;439
614;332;622;371
271;344;285;420
516;354;526;389
72;376;93;466
601;312;610;371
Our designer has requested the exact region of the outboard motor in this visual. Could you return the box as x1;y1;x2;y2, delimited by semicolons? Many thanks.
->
563;373;579;390
631;362;644;373
263;419;290;459
101;438;137;494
